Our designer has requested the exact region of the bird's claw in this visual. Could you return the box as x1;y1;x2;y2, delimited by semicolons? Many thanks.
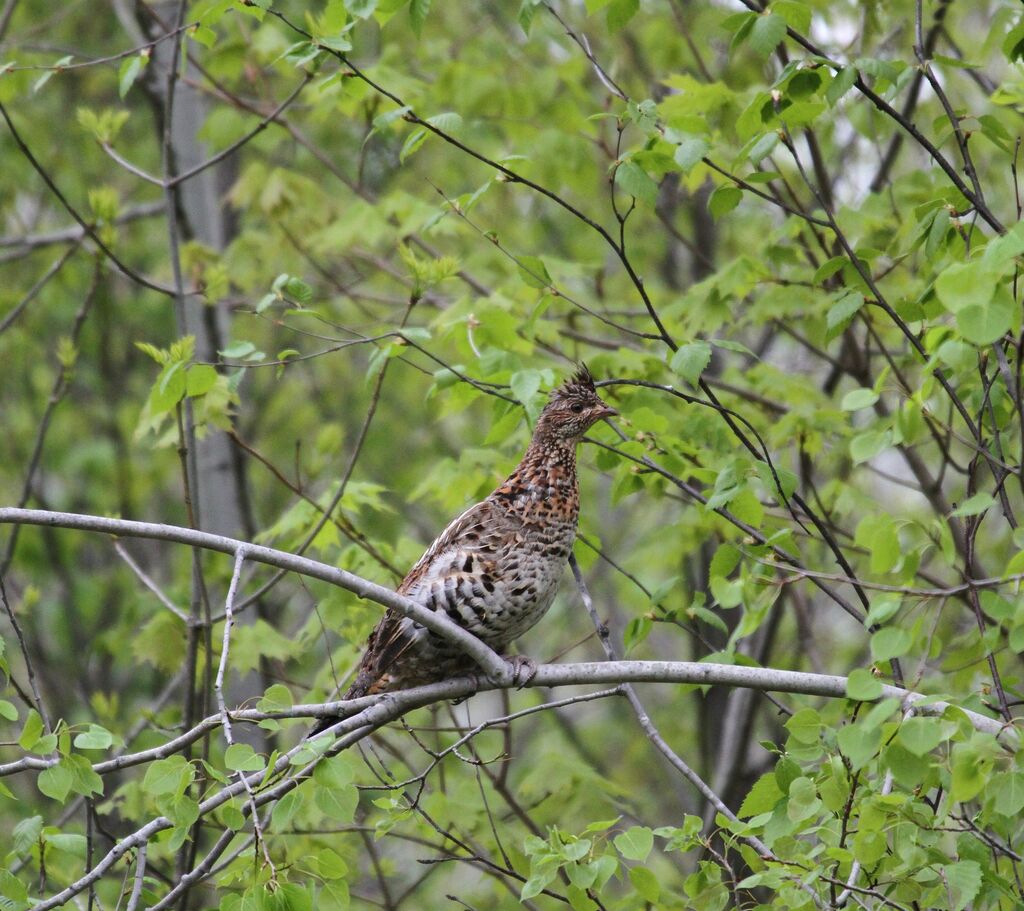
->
503;654;538;689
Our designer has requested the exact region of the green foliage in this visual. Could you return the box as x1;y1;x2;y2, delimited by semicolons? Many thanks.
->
3;0;1024;907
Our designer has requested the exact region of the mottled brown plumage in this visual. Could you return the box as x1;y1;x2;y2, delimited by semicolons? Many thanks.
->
312;367;614;732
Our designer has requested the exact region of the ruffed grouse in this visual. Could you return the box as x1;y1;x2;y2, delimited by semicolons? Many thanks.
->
312;367;615;733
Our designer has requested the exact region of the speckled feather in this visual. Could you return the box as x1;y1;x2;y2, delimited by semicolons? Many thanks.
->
332;366;615;707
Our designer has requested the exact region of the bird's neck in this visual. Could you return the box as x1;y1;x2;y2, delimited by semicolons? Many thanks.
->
491;432;579;508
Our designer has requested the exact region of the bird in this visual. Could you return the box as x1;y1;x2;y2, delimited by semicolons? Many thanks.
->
310;366;616;735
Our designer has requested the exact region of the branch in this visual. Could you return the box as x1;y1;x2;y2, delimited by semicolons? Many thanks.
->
18;654;1013;908
0;101;183;296
0;201;164;254
0;507;511;684
1;654;1014;782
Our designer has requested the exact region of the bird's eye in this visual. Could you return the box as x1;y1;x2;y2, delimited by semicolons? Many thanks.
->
570;403;584;413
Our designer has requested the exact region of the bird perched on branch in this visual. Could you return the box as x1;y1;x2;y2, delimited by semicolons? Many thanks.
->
311;366;616;734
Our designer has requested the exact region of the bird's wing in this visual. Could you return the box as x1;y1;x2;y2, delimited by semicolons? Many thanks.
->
397;497;511;595
346;497;515;696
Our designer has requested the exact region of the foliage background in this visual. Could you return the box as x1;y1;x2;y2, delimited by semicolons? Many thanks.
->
1;0;1024;908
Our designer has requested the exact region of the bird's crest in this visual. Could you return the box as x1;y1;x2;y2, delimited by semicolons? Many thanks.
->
550;363;596;401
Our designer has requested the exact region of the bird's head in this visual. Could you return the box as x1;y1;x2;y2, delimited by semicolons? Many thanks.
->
534;365;617;442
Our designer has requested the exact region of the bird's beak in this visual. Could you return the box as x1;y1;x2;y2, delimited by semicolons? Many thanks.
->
597;404;618;419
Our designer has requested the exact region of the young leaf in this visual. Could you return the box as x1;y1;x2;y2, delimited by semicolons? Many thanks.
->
613;826;653;862
615;160;659;205
708;186;742;218
409;0;431;36
669;341;712;385
748;13;787;56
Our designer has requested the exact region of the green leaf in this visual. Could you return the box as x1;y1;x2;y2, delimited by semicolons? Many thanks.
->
73;723;113;750
518;254;553;290
317;35;353;53
220;801;246;831
606;0;639;31
628;866;659;902
673;134;709;173
65;753;103;797
957;295;1014;345
870;626;911;661
785;708;822;744
1004;20;1024;62
313;756;358;821
852;828;886;865
748;13;787;56
38;762;73;802
623;615;653;653
190;25;217;47
786;776;821;821
346;0;378;16
45;832;87;855
747;131;778;165
708;185;742;218
849;429;891;464
33;56;73;94
944;860;981;911
313;777;358;818
951;742;992;802
669;340;712;385
771;0;810;32
521;870;556;901
709;543;740;578
162;791;200;830
0;698;17;721
409;0;431;37
316;847;349;880
426;111;463;135
318;880;351;910
224;742;266;772
950;492;995;517
517;0;539;35
615;160;659;205
933;260;1016;344
826;65;858;105
0;870;28;903
510;369;542;407
836;722;881;770
846;668;883;701
898;716;945;756
865;597;900;625
118;53;147;99
152;361;188;412
934;261;997;312
856;511;897;569
826;290;864;340
12;815;43;855
18;709;44;750
143;755;193;796
813;255;846;284
257;684;294;713
739;771;784;817
613;826;653;862
989;770;1024;816
840;387;878;411
185;364;218;397
926;206;951;259
400;128;428;162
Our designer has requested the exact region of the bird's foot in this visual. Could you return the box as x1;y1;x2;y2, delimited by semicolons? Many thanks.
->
502;654;538;689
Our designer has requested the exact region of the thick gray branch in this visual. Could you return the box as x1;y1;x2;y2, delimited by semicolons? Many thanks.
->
0;507;510;683
0;658;1012;780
